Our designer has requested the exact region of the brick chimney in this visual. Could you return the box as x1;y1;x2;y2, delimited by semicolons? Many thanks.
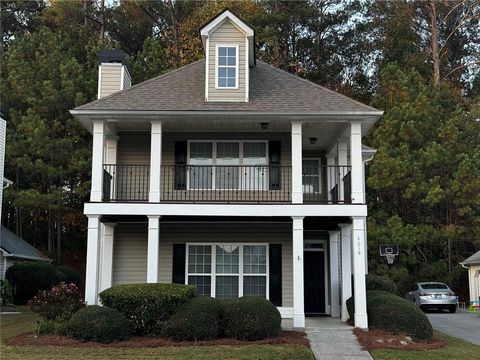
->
97;50;131;99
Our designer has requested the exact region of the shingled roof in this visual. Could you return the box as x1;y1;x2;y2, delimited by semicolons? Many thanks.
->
461;250;480;266
74;60;379;113
1;226;51;262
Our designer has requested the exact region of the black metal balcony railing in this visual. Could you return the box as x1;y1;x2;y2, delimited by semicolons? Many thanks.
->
102;164;351;204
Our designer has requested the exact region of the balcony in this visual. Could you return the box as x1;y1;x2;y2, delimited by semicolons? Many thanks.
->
102;164;351;204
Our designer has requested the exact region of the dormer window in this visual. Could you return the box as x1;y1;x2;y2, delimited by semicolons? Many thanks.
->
216;45;238;89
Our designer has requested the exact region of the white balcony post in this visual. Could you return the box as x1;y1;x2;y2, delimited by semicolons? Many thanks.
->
105;136;118;199
292;216;305;327
326;151;335;202
147;216;160;283
339;223;352;322
149;121;162;202
337;139;348;202
99;222;116;293
329;230;341;317
85;215;101;304
352;216;368;329
90;121;105;202
350;121;364;204
291;121;303;204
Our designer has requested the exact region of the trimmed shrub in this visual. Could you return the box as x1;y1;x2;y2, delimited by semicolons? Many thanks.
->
366;274;398;294
36;320;65;336
99;283;196;335
222;296;281;340
165;297;223;341
5;262;67;304
56;266;81;286
347;290;433;342
29;282;85;323
64;305;133;343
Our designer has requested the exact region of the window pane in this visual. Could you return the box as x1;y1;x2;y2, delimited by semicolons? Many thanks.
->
243;143;267;164
227;47;236;57
227;56;236;66
226;78;236;88
216;143;240;189
219;47;227;56
218;78;227;88
243;276;266;297
218;67;227;77
302;159;321;194
217;143;239;160
188;276;211;296
189;143;212;190
188;245;211;273
216;276;239;299
190;142;213;160
243;245;267;274
216;245;239;274
227;68;236;77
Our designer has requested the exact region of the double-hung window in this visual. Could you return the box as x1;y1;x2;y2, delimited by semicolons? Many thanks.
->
186;244;268;299
188;141;268;190
217;46;238;88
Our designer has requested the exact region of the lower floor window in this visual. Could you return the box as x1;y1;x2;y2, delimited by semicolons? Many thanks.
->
186;243;268;299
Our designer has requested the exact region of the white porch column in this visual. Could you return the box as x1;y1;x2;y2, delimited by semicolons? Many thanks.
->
337;139;348;202
352;217;368;329
339;223;352;322
90;121;105;202
292;216;305;327
99;222;116;293
326;151;335;202
147;216;160;283
149;121;162;202
105;136;118;199
85;215;101;304
329;230;341;317
350;121;364;204
291;121;303;204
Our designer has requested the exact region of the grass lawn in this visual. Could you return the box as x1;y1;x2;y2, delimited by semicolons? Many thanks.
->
371;331;480;360
0;307;314;360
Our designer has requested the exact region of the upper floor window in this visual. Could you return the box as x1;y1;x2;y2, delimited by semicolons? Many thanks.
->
216;45;238;88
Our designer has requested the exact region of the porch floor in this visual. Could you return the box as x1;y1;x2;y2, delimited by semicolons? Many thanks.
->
281;316;351;330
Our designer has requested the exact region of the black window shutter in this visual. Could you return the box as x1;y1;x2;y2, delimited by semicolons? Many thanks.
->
172;244;186;284
269;141;281;190
269;244;282;306
174;141;187;190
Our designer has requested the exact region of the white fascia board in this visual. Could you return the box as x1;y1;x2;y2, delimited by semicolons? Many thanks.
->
84;203;368;217
200;10;254;38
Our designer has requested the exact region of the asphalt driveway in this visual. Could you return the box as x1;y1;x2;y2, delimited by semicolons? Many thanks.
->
427;310;480;345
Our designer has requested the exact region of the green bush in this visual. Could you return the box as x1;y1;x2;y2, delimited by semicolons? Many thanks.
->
165;297;223;341
366;274;398;294
5;262;67;304
29;282;85;323
99;283;196;335
36;320;65;335
222;296;281;340
56;266;81;286
63;305;133;343
346;290;433;342
1;279;14;305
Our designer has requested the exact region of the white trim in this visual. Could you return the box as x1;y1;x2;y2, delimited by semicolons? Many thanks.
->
291;121;303;204
185;243;269;299
147;216;160;283
97;65;102;99
85;215;100;305
200;10;254;38
339;223;352;322
205;37;209;101
328;232;341;317
215;44;239;90
84;203;369;218
245;37;249;102
99;222;115;292
277;306;293;319
90;121;105;202
292;216;305;327
352;216;368;329
149;121;162;202
120;66;125;90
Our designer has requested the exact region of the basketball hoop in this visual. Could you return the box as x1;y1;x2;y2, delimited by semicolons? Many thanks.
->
379;244;399;265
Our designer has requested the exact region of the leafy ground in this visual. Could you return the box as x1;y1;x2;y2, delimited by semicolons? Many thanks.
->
371;331;480;360
0;307;313;360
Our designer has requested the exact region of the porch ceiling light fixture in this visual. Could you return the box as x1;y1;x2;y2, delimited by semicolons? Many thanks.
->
309;137;318;145
260;122;269;130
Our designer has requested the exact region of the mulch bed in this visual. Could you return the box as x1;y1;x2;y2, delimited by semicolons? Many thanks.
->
353;328;446;351
6;331;310;348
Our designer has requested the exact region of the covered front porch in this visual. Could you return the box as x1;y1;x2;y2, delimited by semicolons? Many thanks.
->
85;215;369;329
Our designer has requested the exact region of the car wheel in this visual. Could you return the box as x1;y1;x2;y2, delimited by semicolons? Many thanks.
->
449;305;456;313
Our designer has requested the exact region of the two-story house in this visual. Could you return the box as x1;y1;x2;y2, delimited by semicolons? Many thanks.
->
71;10;382;329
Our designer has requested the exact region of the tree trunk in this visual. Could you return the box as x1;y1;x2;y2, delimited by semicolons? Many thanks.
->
429;0;440;87
99;0;105;42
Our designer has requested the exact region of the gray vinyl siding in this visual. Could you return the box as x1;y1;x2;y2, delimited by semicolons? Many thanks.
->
111;222;294;307
112;223;148;285
99;64;123;98
117;132;151;165
208;20;247;102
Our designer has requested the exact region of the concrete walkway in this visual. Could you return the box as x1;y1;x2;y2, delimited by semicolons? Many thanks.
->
282;318;373;360
427;310;480;346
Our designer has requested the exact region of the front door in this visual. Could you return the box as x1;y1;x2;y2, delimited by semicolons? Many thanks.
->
304;250;326;314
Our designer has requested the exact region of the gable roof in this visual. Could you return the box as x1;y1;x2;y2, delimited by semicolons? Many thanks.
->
73;60;380;114
1;226;51;262
461;250;480;266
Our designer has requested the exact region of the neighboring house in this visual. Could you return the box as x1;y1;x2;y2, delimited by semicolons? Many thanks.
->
461;251;480;305
0;226;51;280
71;10;383;329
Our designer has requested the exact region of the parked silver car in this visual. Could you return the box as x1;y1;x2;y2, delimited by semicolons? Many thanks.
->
405;282;457;313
